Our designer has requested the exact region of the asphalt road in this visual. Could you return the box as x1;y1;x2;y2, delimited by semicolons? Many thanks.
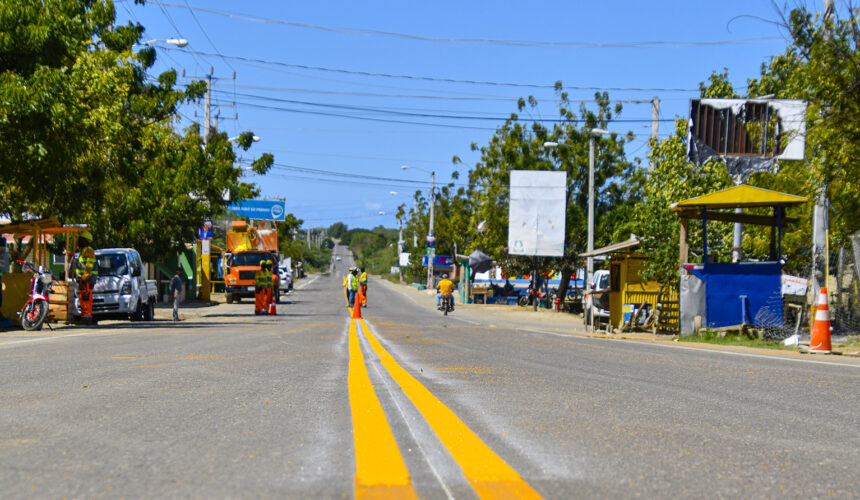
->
1;246;859;498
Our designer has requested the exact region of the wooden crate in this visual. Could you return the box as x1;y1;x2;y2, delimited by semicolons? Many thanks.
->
48;281;71;323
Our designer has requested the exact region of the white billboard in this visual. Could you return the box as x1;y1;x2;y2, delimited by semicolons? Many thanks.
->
508;170;567;257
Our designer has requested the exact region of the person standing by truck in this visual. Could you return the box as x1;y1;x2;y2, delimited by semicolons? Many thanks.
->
254;261;266;315
169;267;183;321
76;231;97;325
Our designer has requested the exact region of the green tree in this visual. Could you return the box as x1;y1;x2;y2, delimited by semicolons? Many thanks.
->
467;86;640;299
636;120;733;288
0;0;272;262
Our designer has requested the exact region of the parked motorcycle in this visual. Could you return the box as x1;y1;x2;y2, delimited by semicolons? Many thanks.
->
16;260;53;331
517;284;548;307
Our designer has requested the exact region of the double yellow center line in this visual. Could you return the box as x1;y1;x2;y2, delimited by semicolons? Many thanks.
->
347;316;542;499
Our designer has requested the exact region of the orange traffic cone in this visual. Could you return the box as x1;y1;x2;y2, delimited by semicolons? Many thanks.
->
269;301;277;315
809;287;832;354
351;290;363;319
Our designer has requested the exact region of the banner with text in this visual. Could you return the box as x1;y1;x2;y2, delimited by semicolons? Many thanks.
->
226;200;287;221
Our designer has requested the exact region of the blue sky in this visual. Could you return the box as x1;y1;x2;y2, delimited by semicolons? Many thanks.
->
116;0;828;230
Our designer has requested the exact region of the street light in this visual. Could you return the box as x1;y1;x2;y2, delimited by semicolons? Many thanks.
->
544;128;610;303
402;165;436;287
227;135;260;143
139;38;188;47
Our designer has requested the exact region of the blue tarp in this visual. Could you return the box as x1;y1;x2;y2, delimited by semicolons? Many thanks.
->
686;262;782;329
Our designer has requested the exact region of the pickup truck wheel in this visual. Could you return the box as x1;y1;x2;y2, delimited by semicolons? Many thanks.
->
143;300;154;321
130;300;142;321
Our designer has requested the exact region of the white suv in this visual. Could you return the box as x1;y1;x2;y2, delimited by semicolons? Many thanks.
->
278;266;293;291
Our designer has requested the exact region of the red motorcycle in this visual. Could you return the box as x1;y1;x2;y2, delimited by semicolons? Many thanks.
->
517;283;548;307
16;260;53;331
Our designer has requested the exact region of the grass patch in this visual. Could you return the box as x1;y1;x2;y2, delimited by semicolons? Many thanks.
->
674;329;797;351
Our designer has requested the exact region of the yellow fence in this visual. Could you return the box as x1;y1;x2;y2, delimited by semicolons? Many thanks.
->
624;287;679;334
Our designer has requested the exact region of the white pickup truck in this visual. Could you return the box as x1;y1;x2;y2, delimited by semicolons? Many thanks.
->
74;248;158;322
582;269;611;325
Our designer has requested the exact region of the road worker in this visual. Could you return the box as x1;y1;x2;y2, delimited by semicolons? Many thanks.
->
76;230;98;325
254;260;267;315
344;267;352;306
359;267;368;307
265;260;276;314
347;267;359;308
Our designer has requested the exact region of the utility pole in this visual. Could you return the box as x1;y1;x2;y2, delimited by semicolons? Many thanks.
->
587;136;596;293
650;97;660;170
398;216;404;283
427;171;436;288
307;228;311;249
203;69;212;146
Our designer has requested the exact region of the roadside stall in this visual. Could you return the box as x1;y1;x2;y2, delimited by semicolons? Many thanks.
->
580;237;668;332
0;218;89;325
672;185;807;335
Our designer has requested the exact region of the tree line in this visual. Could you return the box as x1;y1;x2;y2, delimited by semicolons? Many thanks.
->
0;0;273;263
395;6;860;295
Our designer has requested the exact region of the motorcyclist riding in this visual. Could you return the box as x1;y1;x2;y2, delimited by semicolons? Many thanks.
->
436;274;455;311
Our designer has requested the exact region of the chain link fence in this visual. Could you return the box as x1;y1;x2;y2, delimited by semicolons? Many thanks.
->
753;246;860;341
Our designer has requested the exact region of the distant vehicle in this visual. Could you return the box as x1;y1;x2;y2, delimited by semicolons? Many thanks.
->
583;269;610;325
335;256;342;261
73;248;157;321
278;266;293;291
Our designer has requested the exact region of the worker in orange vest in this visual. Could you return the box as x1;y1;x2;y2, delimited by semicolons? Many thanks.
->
254;261;267;315
76;230;98;325
359;267;368;307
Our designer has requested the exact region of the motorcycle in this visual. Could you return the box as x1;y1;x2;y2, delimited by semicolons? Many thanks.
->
439;294;454;315
16;260;53;331
517;284;548;307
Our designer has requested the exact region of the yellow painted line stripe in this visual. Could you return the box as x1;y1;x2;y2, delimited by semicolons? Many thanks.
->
348;319;418;500
358;319;542;500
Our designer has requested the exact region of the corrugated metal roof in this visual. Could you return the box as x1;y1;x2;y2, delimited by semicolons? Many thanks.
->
580;238;641;258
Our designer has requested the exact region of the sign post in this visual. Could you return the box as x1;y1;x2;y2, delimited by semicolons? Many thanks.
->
508;170;567;311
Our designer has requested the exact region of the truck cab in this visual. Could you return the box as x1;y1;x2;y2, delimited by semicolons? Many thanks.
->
224;250;279;304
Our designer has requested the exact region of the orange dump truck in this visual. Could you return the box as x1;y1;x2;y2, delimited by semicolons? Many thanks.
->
223;221;280;304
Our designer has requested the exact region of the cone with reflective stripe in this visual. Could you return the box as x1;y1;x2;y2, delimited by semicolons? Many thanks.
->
351;290;363;319
810;287;831;354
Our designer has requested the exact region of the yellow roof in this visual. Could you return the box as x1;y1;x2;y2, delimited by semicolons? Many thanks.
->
672;185;807;211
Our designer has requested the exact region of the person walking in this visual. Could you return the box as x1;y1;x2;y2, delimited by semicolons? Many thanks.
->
347;267;359;308
359;267;368;307
343;269;350;306
0;238;8;315
169;267;184;321
76;231;98;325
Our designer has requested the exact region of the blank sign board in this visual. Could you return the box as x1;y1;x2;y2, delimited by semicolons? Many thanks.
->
508;170;567;257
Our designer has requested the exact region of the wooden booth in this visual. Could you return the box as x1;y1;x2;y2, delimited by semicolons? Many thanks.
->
1;218;89;324
672;185;807;335
581;237;668;332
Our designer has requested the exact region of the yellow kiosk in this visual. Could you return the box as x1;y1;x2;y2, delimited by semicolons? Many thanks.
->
1;218;89;324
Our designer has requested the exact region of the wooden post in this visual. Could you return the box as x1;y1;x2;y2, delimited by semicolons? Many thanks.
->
679;217;689;269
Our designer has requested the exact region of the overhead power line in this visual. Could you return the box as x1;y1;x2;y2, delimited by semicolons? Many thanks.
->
150;1;781;50
164;47;700;92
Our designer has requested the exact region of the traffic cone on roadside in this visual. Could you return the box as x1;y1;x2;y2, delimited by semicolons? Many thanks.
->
351;290;363;319
269;300;277;315
809;287;832;354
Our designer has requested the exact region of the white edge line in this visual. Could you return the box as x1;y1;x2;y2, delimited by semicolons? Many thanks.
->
517;327;860;369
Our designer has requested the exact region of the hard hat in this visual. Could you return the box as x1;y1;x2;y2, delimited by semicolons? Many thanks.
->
80;230;93;241
442;273;448;278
